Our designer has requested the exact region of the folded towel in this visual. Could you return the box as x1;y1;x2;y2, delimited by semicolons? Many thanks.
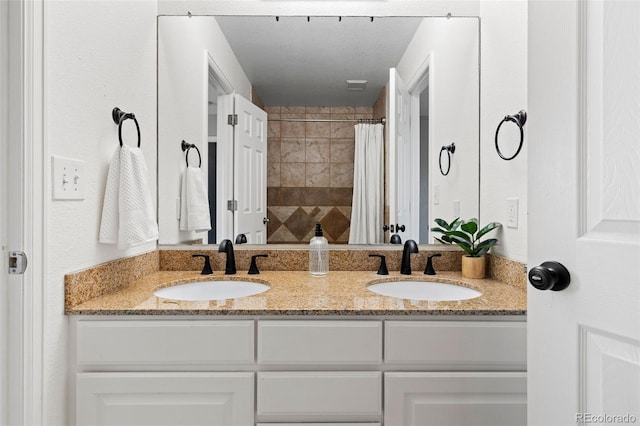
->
99;145;159;248
179;165;212;232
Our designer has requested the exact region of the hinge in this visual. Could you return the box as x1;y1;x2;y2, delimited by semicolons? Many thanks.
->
9;251;28;274
227;114;238;126
227;200;238;211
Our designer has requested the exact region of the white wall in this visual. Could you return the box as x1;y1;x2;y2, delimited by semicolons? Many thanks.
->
157;16;251;244
396;17;480;233
38;0;529;423
45;1;157;423
479;0;528;262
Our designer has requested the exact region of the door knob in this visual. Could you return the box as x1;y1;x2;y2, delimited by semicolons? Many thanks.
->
396;224;406;232
263;217;270;225
528;261;571;291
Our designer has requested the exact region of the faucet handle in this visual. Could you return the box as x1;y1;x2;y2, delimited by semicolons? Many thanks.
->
249;254;268;274
192;254;213;275
369;254;389;275
424;253;442;275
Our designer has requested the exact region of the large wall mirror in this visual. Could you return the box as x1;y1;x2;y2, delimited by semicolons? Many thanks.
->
158;15;479;246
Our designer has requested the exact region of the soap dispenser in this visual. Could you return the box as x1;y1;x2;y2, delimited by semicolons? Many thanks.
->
309;223;329;277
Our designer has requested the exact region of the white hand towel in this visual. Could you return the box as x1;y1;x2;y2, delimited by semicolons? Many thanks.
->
179;165;212;232
99;145;159;248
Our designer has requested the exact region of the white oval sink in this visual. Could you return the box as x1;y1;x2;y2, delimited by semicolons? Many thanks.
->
154;280;269;301
367;281;481;301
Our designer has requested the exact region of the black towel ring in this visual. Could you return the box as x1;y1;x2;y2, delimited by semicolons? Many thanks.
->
495;110;527;161
181;140;202;168
439;142;455;176
112;107;140;148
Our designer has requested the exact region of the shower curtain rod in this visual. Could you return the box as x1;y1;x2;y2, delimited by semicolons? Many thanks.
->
268;117;386;124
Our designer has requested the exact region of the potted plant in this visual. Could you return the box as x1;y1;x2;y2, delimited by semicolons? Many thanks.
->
431;218;463;244
431;218;501;278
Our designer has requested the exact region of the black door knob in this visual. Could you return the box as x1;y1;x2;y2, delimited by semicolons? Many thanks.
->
528;261;570;291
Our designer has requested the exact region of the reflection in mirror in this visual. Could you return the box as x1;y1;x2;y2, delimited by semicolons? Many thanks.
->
158;16;479;246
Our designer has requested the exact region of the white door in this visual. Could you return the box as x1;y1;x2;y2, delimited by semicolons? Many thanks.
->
233;94;267;244
388;68;413;241
76;372;254;425
528;1;640;425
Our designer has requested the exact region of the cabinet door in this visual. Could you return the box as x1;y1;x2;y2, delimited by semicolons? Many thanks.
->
76;372;253;426
385;372;526;426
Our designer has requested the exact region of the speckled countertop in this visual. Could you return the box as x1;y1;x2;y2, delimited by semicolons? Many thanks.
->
65;270;526;316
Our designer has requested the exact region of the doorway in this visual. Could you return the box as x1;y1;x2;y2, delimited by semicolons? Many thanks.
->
207;82;218;243
407;58;432;244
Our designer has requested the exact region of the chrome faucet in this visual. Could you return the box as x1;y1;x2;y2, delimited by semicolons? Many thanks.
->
400;239;418;275
218;239;237;274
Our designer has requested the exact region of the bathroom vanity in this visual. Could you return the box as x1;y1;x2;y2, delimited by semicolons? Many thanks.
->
66;267;527;426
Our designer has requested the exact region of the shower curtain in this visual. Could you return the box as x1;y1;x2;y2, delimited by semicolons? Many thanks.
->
349;123;384;244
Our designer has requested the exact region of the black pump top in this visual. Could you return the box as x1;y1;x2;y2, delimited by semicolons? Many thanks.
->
315;223;323;237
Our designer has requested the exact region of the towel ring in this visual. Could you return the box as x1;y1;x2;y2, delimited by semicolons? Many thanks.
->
495;110;527;161
439;143;455;176
181;140;202;168
112;107;140;148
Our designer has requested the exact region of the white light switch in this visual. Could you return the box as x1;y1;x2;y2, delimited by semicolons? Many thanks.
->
52;156;84;200
507;198;519;228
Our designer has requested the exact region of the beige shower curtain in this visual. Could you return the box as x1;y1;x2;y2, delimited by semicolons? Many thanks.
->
349;123;384;244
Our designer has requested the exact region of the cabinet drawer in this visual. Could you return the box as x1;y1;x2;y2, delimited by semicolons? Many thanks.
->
257;424;381;426
257;372;382;419
76;320;254;366
258;320;382;365
385;321;526;369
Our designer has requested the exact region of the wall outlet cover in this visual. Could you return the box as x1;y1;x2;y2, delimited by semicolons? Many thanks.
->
507;198;519;228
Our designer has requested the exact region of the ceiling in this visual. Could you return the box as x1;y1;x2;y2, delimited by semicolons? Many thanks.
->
215;16;423;107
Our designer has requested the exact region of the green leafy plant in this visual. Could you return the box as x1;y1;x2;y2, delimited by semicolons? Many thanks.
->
430;217;463;245
431;218;501;257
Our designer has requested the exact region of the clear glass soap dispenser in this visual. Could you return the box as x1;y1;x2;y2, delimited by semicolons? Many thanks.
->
309;223;329;276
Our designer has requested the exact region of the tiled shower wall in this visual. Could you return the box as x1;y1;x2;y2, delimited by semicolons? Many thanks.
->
266;106;373;243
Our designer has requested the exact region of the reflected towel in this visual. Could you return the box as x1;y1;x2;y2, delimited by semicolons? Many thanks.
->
180;166;212;232
99;145;159;248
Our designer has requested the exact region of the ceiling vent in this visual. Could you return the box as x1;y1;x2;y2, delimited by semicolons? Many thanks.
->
346;80;367;91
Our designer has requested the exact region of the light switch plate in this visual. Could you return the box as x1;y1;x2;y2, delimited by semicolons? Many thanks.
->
452;200;460;217
52;156;84;200
507;198;519;228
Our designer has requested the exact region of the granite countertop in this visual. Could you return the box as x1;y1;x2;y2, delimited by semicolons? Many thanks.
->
65;270;526;316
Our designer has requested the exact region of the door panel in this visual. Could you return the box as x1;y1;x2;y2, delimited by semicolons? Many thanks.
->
76;372;254;425
528;1;640;424
388;68;413;240
385;372;527;426
234;94;267;243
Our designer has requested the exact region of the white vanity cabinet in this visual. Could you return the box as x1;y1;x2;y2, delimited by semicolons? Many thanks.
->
70;317;525;426
256;320;383;423
71;320;256;426
383;321;527;426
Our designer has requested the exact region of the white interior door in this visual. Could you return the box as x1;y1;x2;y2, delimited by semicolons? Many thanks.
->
528;1;640;425
388;68;413;241
233;94;267;244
